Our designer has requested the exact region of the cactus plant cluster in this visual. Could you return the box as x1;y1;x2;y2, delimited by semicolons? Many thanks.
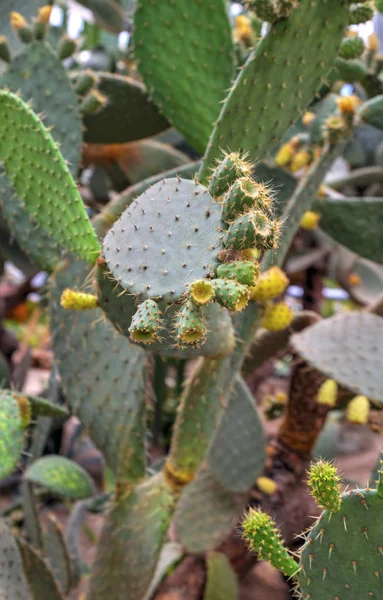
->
0;2;382;600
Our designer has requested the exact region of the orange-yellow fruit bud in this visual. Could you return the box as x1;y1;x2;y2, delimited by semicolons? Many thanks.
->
249;267;289;302
261;302;294;331
300;211;321;230
336;94;361;115
367;33;379;53
10;12;27;30
302;111;316;126
37;5;52;24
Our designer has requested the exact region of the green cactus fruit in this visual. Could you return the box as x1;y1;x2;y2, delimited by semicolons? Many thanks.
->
129;299;163;344
212;278;250;312
349;2;375;24
56;34;77;60
339;35;365;59
247;0;280;23
188;279;215;306
0;91;100;263
242;509;299;577
223;211;279;251
80;89;108;115
0;390;25;479
307;460;342;512
10;11;33;44
221;177;273;223
175;300;207;346
276;0;301;17
216;261;260;287
73;70;98;97
0;35;11;62
359;96;383;131
33;5;52;41
334;56;367;82
208;152;252;197
100;178;223;309
25;456;96;500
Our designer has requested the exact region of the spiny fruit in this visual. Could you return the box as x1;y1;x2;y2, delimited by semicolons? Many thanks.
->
300;210;321;230
175;300;206;346
274;142;295;167
336;94;361;115
347;395;370;424
289;150;311;172
242;509;298;577
61;289;98;310
349;2;375;25
224;211;280;251
317;379;338;407
249;266;289;302
212;278;250;312
188;279;215;305
261;302;293;331
307;460;342;512
339;36;365;59
216;261;260;287
221;177;273;223
323;115;348;144
129;299;162;344
208;151;252;197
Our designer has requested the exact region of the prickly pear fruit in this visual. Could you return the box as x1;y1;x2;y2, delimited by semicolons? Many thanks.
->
129;299;162;345
212;278;250;312
347;395;370;424
175;300;206;346
249;267;289;302
216;261;260;287
247;0;280;23
223;211;279;252
208;152;252;197
300;210;321;230
261;302;293;331
317;379;338;407
188;279;215;306
10;12;33;44
290;150;311;172
221;177;273;223
60;289;98;310
242;509;298;577
256;476;277;495
349;2;374;25
307;460;342;512
336;94;361;115
339;36;365;59
274;142;295;167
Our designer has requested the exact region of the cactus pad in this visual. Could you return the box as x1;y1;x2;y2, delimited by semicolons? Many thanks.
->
299;488;383;598
201;0;349;176
133;0;234;154
291;312;383;403
80;72;170;144
0;519;30;599
0;1;51;58
212;278;250;312
0;91;100;263
204;552;238;600
17;538;64;600
101;178;223;307
50;258;148;480
0;390;24;479
44;514;73;594
24;456;95;499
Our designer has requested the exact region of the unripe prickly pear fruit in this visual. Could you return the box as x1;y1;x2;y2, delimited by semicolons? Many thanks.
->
347;395;370;424
33;5;52;40
247;0;280;23
175;300;206;346
249;266;289;302
339;36;365;59
317;379;338;407
17;396;32;429
256;476;277;495
212;279;250;312
0;36;11;63
80;89;107;115
10;12;33;43
242;509;298;577
289;150;311;172
223;211;279;252
216;261;260;287
57;35;77;60
349;2;375;24
261;302;293;331
129;299;162;344
334;56;367;82
61;289;98;310
74;70;98;97
208;152;252;197
188;279;215;306
300;210;321;230
307;460;342;512
221;177;273;223
276;0;300;18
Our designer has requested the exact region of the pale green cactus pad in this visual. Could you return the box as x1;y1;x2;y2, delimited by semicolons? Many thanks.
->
24;456;96;499
0;390;24;479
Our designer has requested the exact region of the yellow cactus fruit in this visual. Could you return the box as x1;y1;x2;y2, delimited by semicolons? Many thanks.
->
300;210;321;230
261;302;294;331
256;476;277;495
188;279;215;305
302;111;316;126
249;266;289;302
275;391;288;405
336;94;361;115
240;248;262;261
234;15;254;44
324;115;348;144
347;395;370;424
289;150;311;172
347;272;361;286
317;379;338;407
37;5;52;23
274;142;295;167
317;184;326;198
367;33;379;53
10;12;28;30
60;289;98;310
17;396;32;429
